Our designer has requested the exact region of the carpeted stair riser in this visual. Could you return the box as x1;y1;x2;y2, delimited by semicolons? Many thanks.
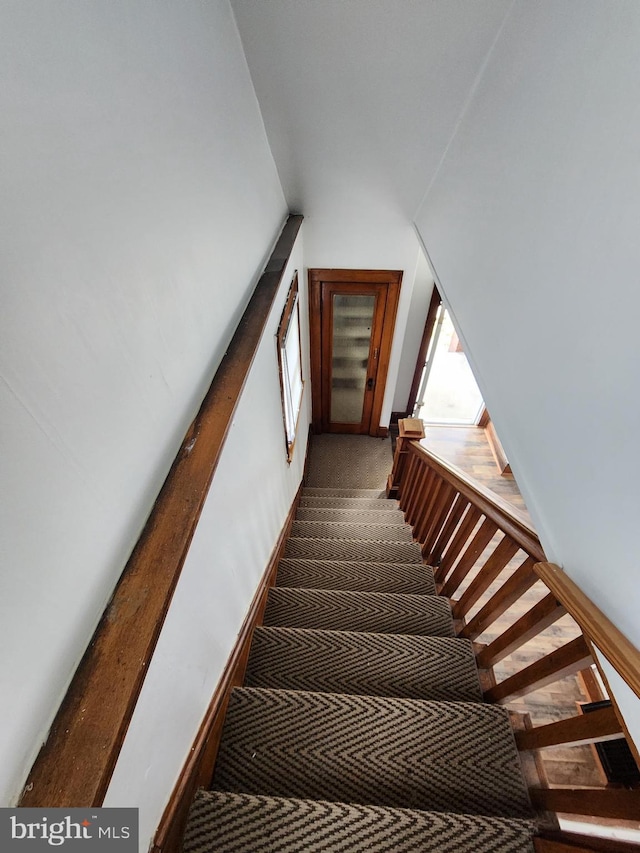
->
212;687;534;819
299;495;401;511
184;791;536;853
291;519;414;542
263;587;455;637
246;627;482;702
296;507;406;525
302;487;387;498
276;558;437;595
285;536;423;563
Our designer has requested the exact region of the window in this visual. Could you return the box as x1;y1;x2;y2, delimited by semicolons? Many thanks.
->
277;272;304;461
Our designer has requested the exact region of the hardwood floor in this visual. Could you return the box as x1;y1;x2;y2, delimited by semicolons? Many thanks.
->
420;425;604;788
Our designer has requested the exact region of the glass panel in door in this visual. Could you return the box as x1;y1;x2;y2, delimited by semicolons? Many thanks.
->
330;294;375;424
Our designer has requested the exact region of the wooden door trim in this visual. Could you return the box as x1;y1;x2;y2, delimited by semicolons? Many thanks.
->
405;285;441;418
308;269;402;436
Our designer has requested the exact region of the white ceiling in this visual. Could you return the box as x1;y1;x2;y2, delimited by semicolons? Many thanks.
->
230;0;513;221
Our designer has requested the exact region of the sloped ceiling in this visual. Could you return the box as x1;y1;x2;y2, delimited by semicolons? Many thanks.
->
230;0;513;220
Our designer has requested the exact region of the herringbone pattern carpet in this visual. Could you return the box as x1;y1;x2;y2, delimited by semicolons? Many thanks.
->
211;688;533;818
276;558;436;594
183;435;535;851
246;627;481;701
184;791;536;853
285;536;423;563
263;587;455;636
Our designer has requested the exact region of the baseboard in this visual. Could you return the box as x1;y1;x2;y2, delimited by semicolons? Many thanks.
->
485;420;512;475
151;484;303;853
377;425;389;438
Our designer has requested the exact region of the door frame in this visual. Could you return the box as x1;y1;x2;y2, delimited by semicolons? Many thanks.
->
308;268;402;437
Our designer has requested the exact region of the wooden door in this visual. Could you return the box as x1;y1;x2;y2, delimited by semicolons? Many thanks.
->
309;269;402;436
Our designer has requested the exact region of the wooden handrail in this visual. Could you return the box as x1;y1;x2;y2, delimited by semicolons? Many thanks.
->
535;562;640;703
405;441;545;561
20;215;304;808
393;422;640;832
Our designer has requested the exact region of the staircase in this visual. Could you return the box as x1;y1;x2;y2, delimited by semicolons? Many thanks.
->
182;486;537;852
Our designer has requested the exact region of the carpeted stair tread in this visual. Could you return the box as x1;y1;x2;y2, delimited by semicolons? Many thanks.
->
211;687;534;819
300;495;401;511
184;790;536;853
276;558;436;595
296;506;406;524
291;519;414;542
302;487;387;498
245;627;482;702
263;587;455;637
285;536;423;563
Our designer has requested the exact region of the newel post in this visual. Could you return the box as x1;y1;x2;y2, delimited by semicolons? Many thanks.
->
387;417;425;499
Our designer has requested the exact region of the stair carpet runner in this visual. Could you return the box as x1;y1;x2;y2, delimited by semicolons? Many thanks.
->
183;488;536;852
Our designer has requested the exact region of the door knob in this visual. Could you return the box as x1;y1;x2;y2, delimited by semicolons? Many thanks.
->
367;377;375;390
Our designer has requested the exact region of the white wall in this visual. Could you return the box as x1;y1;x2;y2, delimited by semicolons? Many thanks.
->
0;0;287;806
103;234;308;850
302;215;423;426
415;0;640;744
231;0;515;429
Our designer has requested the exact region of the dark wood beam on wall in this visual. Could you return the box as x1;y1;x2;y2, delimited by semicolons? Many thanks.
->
20;214;303;809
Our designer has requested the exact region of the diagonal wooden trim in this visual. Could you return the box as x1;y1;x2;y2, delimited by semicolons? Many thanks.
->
535;562;640;703
515;705;621;751
452;535;520;619
151;485;303;853
20;215;304;808
406;285;441;416
530;787;640;821
484;636;592;704
476;593;566;668
461;556;538;640
441;518;499;598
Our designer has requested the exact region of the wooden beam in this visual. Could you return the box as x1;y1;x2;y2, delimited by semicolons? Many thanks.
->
515;705;622;751
461;557;537;640
484;636;592;704
530;787;640;821
476;593;566;668
452;535;520;619
20;215;303;808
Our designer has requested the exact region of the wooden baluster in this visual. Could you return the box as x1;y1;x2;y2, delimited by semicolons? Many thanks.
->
387;418;425;498
461;556;537;640
398;452;419;514
415;477;446;544
413;470;439;546
426;493;469;565
420;482;457;556
441;518;499;598
405;464;432;526
515;705;621;751
530;788;640;821
484;635;592;703
434;505;482;585
452;535;520;619
476;593;566;668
